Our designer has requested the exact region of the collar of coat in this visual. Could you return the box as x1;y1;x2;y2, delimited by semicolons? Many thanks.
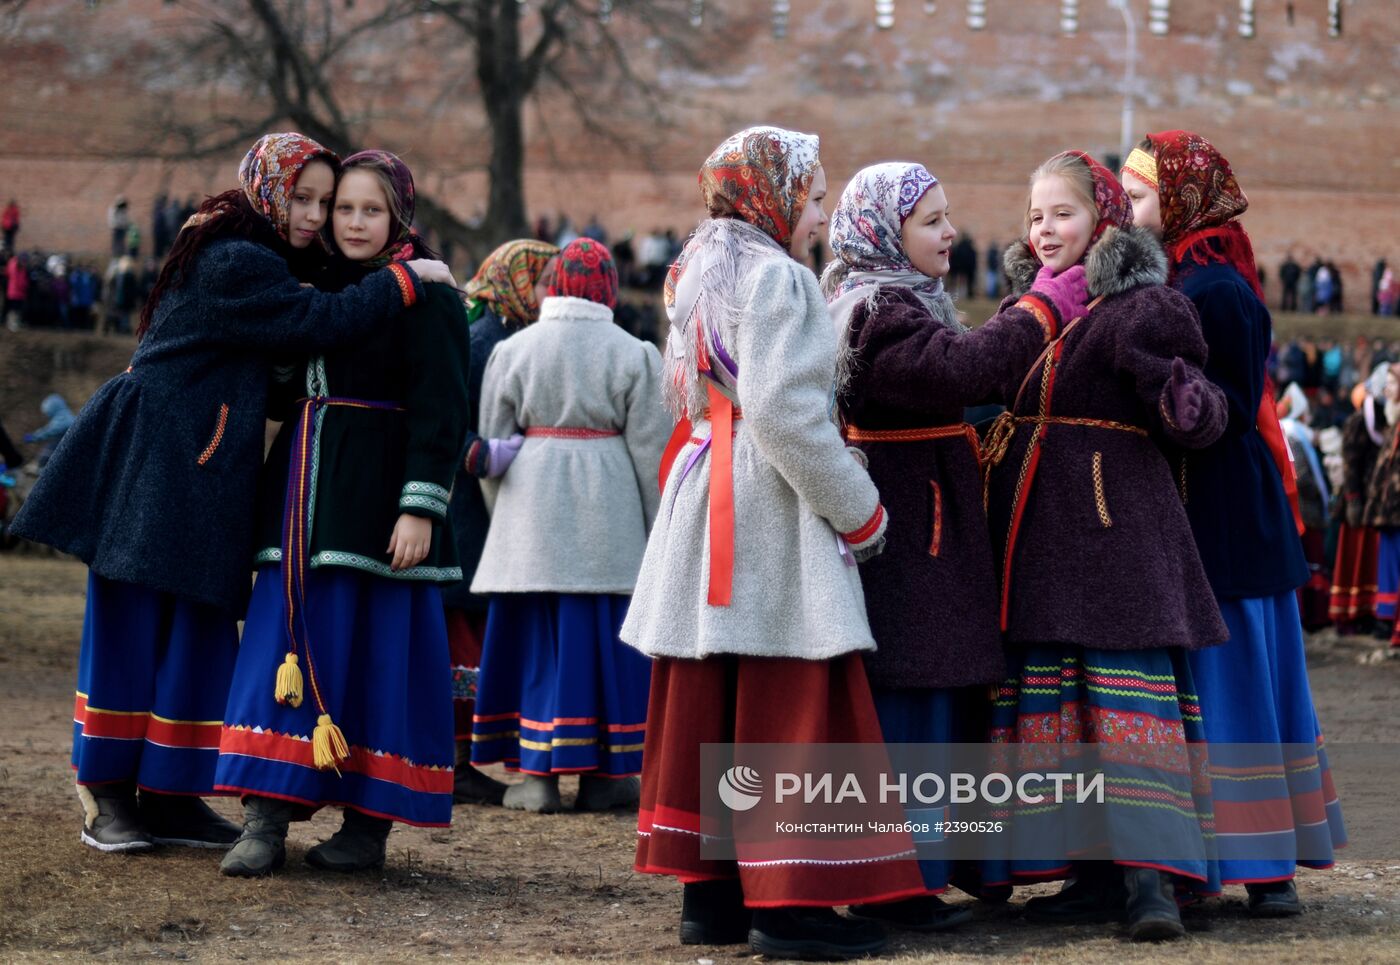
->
537;294;616;325
1003;224;1168;301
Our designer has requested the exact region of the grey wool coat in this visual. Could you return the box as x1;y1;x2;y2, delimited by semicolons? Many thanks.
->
470;295;670;594
622;256;887;662
989;226;1230;652
10;238;422;614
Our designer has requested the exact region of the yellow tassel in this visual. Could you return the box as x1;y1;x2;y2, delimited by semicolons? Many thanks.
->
312;713;350;772
274;652;303;707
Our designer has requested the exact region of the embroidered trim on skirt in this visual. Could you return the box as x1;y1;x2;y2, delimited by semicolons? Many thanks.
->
983;645;1220;894
73;572;238;794
1189;591;1347;883
1329;524;1378;624
215;565;455;827
470;593;650;777
635;653;929;908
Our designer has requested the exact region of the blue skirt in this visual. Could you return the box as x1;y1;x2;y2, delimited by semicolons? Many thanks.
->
72;572;238;794
470;593;650;777
1188;591;1347;884
1376;527;1400;619
215;565;455;826
872;686;986;894
983;645;1219;894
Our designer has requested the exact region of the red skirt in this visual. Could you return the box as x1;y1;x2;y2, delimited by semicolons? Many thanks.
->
446;607;486;741
1329;524;1379;624
635;652;927;908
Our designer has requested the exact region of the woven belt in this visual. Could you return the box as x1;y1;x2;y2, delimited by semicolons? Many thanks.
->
845;422;981;458
524;426;620;440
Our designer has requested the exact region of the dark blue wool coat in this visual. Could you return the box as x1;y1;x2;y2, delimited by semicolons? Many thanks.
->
1172;258;1309;599
11;238;423;614
441;304;512;611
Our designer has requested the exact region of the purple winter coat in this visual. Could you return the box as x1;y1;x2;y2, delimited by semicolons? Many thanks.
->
989;225;1230;652
840;286;1054;690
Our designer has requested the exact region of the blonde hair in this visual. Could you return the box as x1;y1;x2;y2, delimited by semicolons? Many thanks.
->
1024;153;1098;235
340;157;406;237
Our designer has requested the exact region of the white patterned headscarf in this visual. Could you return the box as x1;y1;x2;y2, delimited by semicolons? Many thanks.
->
820;162;963;393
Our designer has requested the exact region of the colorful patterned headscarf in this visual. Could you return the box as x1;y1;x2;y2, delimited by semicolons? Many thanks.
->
236;132;339;242
1131;130;1262;300
822;162;962;377
547;238;618;309
464;239;560;327
698;125;821;250
1056;149;1133;246
825;162;940;293
340;149;418;268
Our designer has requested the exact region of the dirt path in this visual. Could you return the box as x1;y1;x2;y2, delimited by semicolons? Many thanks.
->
1;555;1397;963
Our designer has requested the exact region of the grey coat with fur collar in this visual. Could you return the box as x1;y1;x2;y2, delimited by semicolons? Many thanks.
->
988;226;1230;652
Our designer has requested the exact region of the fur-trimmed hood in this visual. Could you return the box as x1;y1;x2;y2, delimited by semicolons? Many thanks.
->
1003;224;1168;300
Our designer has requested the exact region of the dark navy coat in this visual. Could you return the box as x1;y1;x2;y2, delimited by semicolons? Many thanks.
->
441;304;511;611
1171;259;1309;599
11;238;422;614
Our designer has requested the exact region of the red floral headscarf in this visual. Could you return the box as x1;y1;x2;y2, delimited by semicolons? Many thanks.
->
1134;130;1263;300
547;238;619;309
236;132;339;242
1062;149;1133;245
698;125;821;250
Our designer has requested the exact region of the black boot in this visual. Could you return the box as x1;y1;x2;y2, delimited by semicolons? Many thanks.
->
305;808;392;872
77;782;154;853
1246;879;1302;918
1023;862;1126;924
1123;867;1185;941
452;741;508;805
138;790;241;848
748;907;887;961
680;879;751;945
848;894;973;932
220;795;294;877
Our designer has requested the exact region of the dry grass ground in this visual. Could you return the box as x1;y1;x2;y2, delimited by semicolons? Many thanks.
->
1;554;1397;962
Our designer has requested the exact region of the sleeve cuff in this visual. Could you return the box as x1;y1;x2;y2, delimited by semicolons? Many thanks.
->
1014;293;1061;342
463;436;490;477
399;480;449;519
841;503;887;550
387;263;421;309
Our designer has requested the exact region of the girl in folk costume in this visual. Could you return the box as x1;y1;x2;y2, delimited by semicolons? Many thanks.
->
1122;132;1346;912
622;127;924;961
821;161;1088;928
1330;364;1388;633
1363;365;1400;645
468;239;668;813
444;238;559;805
11;133;448;855
985;150;1230;941
215;151;470;876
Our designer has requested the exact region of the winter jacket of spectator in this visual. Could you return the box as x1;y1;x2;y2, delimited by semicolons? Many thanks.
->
1341;401;1386;527
990;226;1230;652
10;238;423;614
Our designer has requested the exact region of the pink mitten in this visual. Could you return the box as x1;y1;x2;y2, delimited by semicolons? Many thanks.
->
1031;264;1090;323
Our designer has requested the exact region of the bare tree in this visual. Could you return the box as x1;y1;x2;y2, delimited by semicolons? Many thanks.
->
89;0;711;255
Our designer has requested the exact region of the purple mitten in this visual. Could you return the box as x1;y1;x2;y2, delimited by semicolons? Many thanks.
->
1031;264;1090;323
1167;357;1204;432
484;434;525;479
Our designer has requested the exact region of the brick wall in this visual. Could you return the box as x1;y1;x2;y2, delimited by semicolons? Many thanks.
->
0;0;1394;302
